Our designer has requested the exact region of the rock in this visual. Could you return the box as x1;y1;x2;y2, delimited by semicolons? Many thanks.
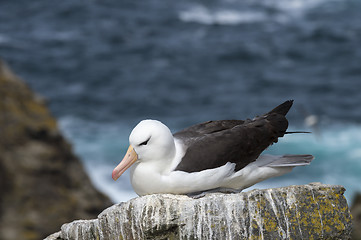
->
0;59;112;240
47;183;352;240
351;193;361;240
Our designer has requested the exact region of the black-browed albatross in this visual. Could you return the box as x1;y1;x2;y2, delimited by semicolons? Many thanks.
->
112;100;314;196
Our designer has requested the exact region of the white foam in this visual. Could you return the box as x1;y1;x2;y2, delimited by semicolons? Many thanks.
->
179;5;266;25
266;0;328;13
85;162;138;203
179;0;339;26
263;0;340;22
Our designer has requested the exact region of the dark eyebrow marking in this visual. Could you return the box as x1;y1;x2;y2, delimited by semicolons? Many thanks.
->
139;137;150;146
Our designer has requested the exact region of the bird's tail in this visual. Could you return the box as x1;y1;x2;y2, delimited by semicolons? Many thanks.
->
256;154;314;167
285;131;311;134
267;100;294;116
257;100;294;141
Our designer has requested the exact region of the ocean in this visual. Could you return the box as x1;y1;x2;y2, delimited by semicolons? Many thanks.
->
1;0;361;203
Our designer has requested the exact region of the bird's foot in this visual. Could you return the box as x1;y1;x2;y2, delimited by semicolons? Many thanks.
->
187;192;208;199
186;188;242;199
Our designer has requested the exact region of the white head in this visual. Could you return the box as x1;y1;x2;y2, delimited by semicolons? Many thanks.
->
129;120;176;161
112;120;176;180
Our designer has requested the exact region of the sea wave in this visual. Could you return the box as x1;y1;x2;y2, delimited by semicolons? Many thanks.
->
264;0;332;13
178;0;339;25
179;6;266;25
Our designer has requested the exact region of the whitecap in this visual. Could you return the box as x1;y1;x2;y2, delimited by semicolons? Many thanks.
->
264;0;342;22
179;0;341;26
267;0;329;13
179;5;266;25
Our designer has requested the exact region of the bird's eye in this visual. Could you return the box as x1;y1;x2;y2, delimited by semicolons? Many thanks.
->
139;138;150;146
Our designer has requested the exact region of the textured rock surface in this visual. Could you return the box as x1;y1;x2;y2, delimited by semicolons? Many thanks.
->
48;183;352;240
0;59;112;240
351;193;361;240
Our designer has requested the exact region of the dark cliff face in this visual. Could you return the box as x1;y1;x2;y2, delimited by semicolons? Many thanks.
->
0;60;112;240
352;193;361;240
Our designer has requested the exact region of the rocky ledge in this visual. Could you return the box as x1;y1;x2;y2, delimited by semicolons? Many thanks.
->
47;183;352;240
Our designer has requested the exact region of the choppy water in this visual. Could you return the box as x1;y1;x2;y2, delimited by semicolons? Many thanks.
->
1;0;361;203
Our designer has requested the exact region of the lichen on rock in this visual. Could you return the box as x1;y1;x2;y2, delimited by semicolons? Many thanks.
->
48;183;352;240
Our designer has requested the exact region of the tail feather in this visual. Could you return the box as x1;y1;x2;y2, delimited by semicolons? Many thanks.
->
268;100;294;116
285;131;311;134
257;154;314;167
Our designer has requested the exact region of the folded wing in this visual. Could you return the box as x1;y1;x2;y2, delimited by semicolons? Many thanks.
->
174;100;294;173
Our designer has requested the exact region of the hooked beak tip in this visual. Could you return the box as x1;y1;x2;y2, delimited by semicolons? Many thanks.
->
112;170;119;181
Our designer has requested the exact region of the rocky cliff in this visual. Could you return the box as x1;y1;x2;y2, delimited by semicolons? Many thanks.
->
0;60;112;240
46;183;352;240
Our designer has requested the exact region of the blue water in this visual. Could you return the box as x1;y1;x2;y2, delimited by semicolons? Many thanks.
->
1;0;361;203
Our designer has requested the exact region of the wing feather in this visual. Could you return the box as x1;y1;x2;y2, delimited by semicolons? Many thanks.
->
174;100;293;173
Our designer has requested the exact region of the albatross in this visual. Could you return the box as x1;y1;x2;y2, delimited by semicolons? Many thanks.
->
112;100;314;196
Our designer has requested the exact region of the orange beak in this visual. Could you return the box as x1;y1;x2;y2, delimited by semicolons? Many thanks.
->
112;145;138;181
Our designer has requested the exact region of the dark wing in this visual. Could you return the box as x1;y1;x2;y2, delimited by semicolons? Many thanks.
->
174;120;245;140
174;100;293;173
